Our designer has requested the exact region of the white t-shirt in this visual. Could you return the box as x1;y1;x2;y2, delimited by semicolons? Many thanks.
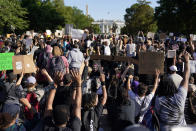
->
104;45;111;56
128;90;154;123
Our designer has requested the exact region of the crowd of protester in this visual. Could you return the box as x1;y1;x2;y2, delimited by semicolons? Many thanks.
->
0;31;195;131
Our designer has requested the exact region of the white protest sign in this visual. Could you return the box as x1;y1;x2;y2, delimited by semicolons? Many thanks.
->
65;24;73;35
189;60;196;73
46;30;52;36
147;32;155;39
71;29;84;40
26;31;31;36
177;37;187;43
167;50;176;58
169;33;174;36
190;34;196;41
33;33;38;37
55;30;63;37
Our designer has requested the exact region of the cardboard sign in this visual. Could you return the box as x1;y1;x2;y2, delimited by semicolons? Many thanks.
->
55;30;63;37
0;53;14;71
159;33;167;40
167;50;176;58
12;55;36;74
90;55;139;65
71;29;84;40
139;52;164;74
189;60;196;74
147;32;155;39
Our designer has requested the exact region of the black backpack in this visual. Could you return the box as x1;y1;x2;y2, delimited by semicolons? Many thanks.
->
0;81;7;104
81;108;99;131
49;56;66;76
37;52;51;69
0;82;16;110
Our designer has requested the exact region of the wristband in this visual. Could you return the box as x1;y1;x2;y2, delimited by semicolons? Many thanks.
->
101;81;106;86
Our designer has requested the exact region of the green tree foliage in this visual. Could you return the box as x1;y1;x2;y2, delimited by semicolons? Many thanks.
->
0;0;28;34
155;0;196;34
123;0;157;35
0;0;98;34
19;0;96;33
20;0;64;32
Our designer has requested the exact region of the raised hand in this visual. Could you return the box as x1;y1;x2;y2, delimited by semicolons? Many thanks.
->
70;69;81;86
155;69;160;78
53;71;64;86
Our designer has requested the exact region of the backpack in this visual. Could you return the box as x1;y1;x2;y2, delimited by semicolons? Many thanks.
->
37;52;51;69
24;92;39;120
142;107;160;131
49;56;66;76
81;108;99;131
0;81;7;104
0;82;16;105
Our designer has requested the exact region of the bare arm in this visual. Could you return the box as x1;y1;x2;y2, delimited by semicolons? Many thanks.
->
44;86;57;117
71;70;82;120
180;52;190;89
41;69;53;83
121;65;130;81
151;69;160;94
16;72;24;86
127;75;133;90
44;72;62;117
100;74;107;106
20;98;31;109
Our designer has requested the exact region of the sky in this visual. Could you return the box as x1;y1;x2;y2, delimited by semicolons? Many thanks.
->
64;0;158;21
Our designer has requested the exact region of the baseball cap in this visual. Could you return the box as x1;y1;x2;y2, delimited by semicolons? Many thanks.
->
169;65;178;72
27;76;36;84
2;103;20;117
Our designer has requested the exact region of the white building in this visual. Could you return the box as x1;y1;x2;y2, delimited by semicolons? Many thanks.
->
92;20;125;34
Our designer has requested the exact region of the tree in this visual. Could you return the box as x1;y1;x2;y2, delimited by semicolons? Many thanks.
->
0;0;28;34
123;0;157;35
155;0;196;35
21;0;64;32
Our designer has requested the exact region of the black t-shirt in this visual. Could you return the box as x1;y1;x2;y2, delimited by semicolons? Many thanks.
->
112;99;135;130
53;86;73;108
43;116;81;131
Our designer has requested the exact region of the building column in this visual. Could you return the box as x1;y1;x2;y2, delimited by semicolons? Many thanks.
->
102;24;104;34
106;25;109;34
